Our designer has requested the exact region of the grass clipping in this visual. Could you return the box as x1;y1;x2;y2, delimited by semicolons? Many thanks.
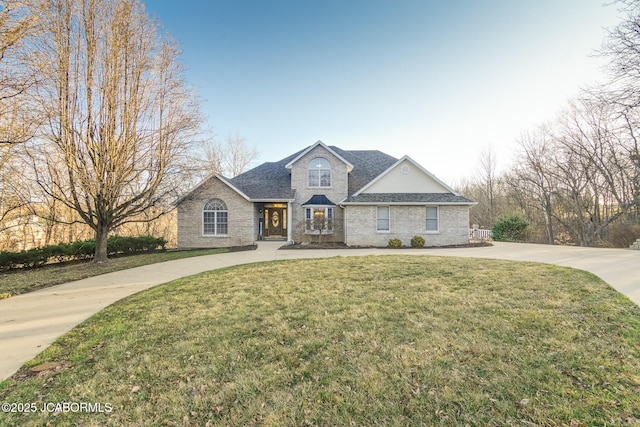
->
1;256;640;426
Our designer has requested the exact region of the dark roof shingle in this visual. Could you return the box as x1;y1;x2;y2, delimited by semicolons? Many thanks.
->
225;144;474;205
228;146;399;200
227;150;302;200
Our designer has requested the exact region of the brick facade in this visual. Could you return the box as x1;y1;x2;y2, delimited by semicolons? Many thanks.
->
177;176;255;248
289;145;349;243
345;205;470;247
176;142;475;249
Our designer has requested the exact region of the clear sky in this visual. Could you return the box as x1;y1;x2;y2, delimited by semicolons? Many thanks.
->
145;0;622;183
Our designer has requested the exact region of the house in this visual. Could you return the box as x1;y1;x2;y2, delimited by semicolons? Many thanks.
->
177;141;475;248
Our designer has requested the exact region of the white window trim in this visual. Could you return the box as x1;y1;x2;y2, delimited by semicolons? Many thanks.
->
426;206;439;234
376;206;390;233
304;206;334;234
203;199;228;237
308;157;332;188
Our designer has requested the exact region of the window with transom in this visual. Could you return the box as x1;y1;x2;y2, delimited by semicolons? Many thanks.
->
308;158;331;187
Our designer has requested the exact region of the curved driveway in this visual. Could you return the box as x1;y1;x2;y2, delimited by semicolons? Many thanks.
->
1;241;638;380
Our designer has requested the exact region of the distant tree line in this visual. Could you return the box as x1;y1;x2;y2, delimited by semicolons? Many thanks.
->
460;0;640;247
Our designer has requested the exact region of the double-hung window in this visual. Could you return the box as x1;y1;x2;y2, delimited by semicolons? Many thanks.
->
426;206;439;232
376;206;390;231
203;199;228;235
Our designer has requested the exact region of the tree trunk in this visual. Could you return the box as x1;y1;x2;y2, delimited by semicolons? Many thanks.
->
544;196;554;244
94;226;109;263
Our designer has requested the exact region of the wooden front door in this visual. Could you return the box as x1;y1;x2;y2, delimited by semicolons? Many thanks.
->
264;207;286;237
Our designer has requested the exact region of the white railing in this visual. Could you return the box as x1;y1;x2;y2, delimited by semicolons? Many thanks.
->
469;228;492;240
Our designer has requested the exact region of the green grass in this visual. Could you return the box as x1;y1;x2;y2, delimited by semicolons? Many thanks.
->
0;248;227;297
1;256;639;426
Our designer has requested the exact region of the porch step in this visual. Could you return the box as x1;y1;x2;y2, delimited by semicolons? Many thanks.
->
630;238;640;250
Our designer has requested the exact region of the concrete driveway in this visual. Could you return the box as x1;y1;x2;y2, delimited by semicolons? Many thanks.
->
1;241;638;381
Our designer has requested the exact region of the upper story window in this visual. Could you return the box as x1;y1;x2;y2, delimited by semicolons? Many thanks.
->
308;157;331;187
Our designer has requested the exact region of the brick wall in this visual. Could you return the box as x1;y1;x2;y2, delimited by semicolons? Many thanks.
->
345;205;470;247
177;176;255;248
289;145;349;243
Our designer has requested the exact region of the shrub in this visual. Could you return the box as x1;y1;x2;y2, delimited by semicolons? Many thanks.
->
410;235;425;248
22;248;49;268
0;235;168;271
69;239;96;259
608;219;640;248
388;238;402;248
0;251;16;271
492;215;531;242
107;235;167;255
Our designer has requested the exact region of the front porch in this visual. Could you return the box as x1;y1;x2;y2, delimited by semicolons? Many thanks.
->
257;202;292;241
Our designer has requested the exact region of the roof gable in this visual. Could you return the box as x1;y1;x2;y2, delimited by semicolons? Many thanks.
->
176;144;473;205
175;173;251;206
355;156;459;196
285;140;354;171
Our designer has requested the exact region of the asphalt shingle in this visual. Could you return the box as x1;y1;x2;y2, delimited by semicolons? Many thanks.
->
226;144;474;205
228;145;399;200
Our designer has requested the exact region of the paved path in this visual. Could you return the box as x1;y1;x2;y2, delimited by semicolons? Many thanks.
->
1;242;638;380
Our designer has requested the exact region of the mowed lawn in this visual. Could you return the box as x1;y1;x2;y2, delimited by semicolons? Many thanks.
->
1;256;639;426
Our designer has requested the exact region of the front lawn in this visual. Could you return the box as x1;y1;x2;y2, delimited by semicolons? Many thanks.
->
1;256;639;426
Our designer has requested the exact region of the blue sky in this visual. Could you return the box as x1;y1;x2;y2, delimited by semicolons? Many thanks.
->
145;0;622;183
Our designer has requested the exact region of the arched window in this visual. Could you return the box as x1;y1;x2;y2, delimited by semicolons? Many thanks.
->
203;199;228;235
308;157;331;187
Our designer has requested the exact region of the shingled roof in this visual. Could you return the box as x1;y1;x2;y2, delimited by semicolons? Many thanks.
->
227;145;398;200
226;149;302;200
213;143;475;206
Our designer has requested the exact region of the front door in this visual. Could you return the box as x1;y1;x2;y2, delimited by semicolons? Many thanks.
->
264;207;286;237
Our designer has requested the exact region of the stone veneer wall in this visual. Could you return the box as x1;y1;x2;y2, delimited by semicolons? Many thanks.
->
177;176;255;248
289;145;349;243
345;205;470;247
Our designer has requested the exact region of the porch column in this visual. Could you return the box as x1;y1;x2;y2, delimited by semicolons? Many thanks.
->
287;202;293;242
343;206;348;245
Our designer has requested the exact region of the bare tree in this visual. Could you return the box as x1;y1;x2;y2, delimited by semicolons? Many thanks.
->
25;0;203;262
508;128;558;244
599;0;640;109
202;133;258;178
472;145;499;227
507;98;639;247
0;0;35;145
